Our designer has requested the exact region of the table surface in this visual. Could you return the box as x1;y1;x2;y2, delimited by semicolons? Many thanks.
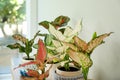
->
12;68;92;80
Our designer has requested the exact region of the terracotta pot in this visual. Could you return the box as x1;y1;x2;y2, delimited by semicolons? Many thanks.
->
53;66;83;80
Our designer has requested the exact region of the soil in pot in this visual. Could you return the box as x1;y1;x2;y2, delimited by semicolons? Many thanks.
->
58;66;80;72
23;57;34;60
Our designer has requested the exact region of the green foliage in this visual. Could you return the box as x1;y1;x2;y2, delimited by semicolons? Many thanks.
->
63;54;70;71
0;0;26;23
7;31;40;59
92;32;97;40
82;67;89;80
39;15;70;29
38;16;113;80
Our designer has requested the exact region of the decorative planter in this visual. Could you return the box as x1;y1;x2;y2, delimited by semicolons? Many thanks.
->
20;56;37;77
53;66;83;80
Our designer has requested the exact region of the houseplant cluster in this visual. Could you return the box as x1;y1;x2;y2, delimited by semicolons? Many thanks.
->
7;15;112;80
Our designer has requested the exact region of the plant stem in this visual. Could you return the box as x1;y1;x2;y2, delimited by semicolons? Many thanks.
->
33;31;40;40
26;52;30;59
42;67;46;80
82;67;89;80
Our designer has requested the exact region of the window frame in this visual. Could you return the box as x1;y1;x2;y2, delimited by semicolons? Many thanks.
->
26;0;38;39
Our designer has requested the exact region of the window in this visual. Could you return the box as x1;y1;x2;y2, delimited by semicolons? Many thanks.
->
0;0;38;79
0;0;26;45
0;0;26;75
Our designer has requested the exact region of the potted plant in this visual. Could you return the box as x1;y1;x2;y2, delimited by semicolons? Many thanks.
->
39;16;113;80
38;16;84;79
14;39;53;80
7;30;40;60
47;22;84;80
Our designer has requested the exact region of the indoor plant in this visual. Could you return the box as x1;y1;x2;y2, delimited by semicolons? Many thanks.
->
38;15;84;79
14;39;52;80
7;30;40;60
38;15;72;79
39;16;113;80
38;15;70;63
48;24;112;80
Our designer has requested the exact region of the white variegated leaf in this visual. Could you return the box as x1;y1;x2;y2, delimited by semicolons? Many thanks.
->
64;27;73;37
52;40;61;47
56;45;69;53
49;24;65;41
46;46;56;50
64;34;77;42
67;21;82;37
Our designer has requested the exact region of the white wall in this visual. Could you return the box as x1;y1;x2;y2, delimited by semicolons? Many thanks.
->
26;0;38;39
37;0;120;80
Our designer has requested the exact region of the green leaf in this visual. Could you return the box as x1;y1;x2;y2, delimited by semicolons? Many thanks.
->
39;21;50;29
53;15;70;27
19;46;25;53
33;43;38;49
64;54;69;60
12;34;27;44
44;34;53;46
28;39;34;47
82;67;89;80
58;28;66;34
92;32;97;40
7;43;21;49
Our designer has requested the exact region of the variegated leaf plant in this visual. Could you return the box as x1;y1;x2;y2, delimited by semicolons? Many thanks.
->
14;39;52;80
46;21;113;80
37;16;113;80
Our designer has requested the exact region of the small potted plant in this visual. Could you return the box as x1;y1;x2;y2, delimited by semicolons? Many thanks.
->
14;39;52;80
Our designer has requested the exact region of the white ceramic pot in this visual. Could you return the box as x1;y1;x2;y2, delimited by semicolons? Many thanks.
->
21;56;34;63
21;56;37;70
54;66;83;80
